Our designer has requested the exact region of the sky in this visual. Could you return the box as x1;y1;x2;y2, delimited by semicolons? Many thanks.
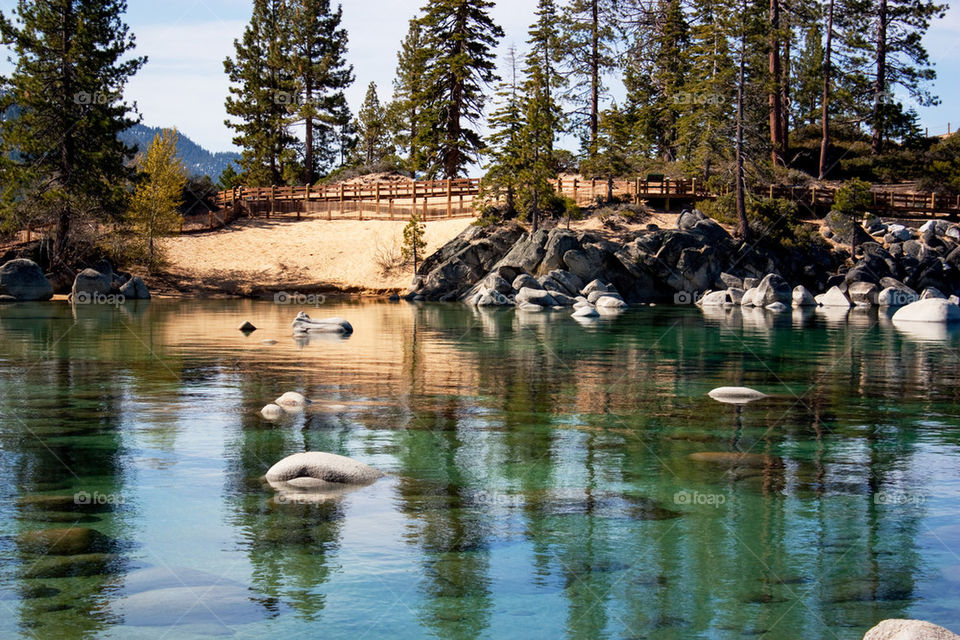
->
0;0;958;154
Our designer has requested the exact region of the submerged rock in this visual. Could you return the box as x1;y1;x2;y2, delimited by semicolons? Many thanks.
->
572;306;599;318
687;452;783;468
21;553;120;579
16;527;111;555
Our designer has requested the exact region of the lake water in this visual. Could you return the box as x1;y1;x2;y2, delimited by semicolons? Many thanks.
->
1;300;960;639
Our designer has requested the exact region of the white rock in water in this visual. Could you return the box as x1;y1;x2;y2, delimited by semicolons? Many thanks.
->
820;286;852;308
863;619;960;640
595;296;627;309
261;404;284;419
892;298;960;324
517;301;544;312
698;290;732;306
708;387;768;404
878;287;918;307
572;306;599;318
765;302;789;312
276;391;309;407
741;287;758;307
291;312;353;334
261;339;278;345
792;285;816;307
266;451;383;486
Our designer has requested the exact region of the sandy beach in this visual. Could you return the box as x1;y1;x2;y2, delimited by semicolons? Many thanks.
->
159;217;472;296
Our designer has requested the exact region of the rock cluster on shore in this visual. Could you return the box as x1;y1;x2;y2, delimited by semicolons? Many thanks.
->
0;257;151;302
406;212;960;321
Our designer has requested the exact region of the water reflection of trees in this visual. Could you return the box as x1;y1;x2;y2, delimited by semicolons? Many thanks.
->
0;300;949;637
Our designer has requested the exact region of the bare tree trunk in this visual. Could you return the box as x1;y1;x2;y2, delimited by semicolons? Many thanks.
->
54;2;75;269
304;76;314;185
735;11;750;242
819;0;835;180
871;0;888;156
769;0;784;166
780;15;791;160
589;0;599;153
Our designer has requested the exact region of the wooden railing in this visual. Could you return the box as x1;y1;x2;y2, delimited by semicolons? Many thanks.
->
215;178;481;222
210;176;960;228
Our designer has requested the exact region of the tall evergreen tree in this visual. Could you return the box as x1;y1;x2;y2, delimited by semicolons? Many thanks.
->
352;82;394;166
624;0;691;162
517;64;560;232
558;0;618;156
675;0;735;180
525;0;566;152
416;0;504;178
224;0;296;186
0;0;145;267
479;48;524;214
793;21;825;127
390;18;428;173
289;0;354;182
857;0;945;154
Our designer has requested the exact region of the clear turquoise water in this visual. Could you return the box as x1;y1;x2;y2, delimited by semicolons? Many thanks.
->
1;300;960;639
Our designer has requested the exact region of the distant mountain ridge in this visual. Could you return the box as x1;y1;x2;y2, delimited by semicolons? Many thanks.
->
120;124;239;180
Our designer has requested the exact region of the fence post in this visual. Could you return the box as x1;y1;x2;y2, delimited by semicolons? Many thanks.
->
460;193;464;216
664;178;671;212
375;183;381;217
269;185;276;218
931;192;936;212
422;194;428;218
591;178;596;202
412;181;417;207
338;183;344;217
573;178;578;204
390;198;394;220
691;178;697;197
446;179;453;218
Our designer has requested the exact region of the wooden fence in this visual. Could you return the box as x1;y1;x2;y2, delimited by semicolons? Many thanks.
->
206;176;960;229
215;179;481;223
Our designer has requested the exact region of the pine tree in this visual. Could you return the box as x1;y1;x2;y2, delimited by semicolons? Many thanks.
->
129;130;187;270
401;210;427;273
0;0;145;268
517;64;560;232
558;0;618;156
675;0;735;180
289;0;354;182
861;0;945;154
479;48;524;215
416;0;504;178
390;18;428;173
793;21;824;127
525;0;566;151
224;0;297;187
624;0;690;162
353;82;394;166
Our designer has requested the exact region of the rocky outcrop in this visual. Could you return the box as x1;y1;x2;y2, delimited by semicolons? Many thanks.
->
410;213;960;307
0;259;53;301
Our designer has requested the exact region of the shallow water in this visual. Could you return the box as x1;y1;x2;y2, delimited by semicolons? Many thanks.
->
0;300;959;639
